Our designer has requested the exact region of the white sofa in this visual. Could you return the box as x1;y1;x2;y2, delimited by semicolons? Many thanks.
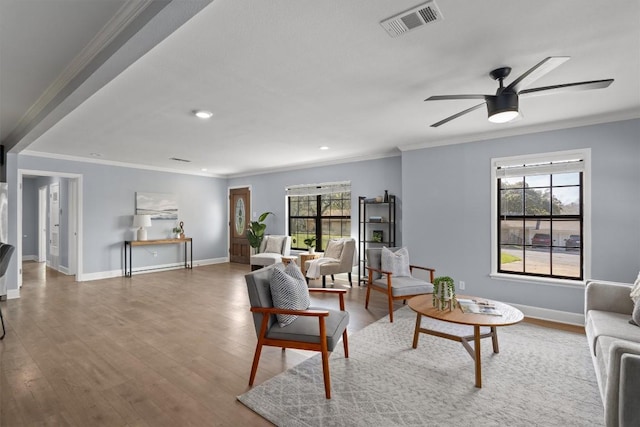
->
585;280;640;427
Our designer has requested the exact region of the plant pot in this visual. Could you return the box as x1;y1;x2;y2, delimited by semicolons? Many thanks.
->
308;247;315;254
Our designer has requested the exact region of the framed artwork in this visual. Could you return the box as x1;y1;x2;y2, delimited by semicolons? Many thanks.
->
372;230;383;243
136;192;178;219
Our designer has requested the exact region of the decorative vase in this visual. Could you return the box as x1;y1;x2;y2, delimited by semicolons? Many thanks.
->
384;190;389;203
308;247;315;254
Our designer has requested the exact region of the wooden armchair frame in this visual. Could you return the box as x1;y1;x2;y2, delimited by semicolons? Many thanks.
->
365;264;435;322
249;288;349;399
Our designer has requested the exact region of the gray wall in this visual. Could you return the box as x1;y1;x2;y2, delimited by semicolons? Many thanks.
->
5;155;228;291
228;156;403;243
402;119;640;314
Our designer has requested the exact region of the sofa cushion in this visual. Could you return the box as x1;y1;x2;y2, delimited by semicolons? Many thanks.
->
269;265;311;327
586;310;640;355
381;246;411;277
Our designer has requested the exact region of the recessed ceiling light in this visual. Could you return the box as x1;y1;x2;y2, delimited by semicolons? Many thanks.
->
193;110;213;119
201;168;208;172
319;146;330;150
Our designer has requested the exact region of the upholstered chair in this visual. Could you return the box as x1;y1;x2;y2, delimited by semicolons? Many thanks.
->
304;238;356;287
365;247;435;322
245;263;349;398
249;235;291;270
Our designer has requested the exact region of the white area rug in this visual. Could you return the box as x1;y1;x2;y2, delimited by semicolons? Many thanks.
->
238;306;603;426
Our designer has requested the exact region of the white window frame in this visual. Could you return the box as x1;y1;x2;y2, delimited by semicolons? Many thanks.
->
490;149;591;287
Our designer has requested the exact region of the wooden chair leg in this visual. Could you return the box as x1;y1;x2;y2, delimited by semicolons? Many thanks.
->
365;285;371;308
318;317;331;399
342;330;349;358
388;296;394;323
249;341;263;386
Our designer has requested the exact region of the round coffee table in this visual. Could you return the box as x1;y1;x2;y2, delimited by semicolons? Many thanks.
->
408;294;524;388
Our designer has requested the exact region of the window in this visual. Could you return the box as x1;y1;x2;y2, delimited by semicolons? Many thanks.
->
287;182;351;251
492;150;589;282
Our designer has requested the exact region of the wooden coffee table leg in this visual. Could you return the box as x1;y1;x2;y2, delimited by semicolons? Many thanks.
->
474;325;482;388
412;313;422;348
491;326;499;353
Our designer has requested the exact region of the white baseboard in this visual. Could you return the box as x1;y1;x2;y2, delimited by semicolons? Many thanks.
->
6;289;20;299
511;302;585;326
22;255;38;261
77;258;229;282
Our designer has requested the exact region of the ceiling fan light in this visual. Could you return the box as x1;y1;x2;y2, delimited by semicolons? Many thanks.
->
488;110;520;123
486;93;519;124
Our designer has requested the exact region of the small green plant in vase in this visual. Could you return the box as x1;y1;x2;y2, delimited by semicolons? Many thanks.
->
172;221;185;239
432;276;456;311
303;236;316;254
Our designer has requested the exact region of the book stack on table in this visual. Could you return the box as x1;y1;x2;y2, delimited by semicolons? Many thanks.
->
456;298;502;316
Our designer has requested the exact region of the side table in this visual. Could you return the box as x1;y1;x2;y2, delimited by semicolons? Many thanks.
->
299;252;322;276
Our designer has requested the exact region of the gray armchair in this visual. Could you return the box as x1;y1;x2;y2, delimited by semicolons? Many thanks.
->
245;263;349;398
365;247;434;322
249;235;291;271
304;238;356;287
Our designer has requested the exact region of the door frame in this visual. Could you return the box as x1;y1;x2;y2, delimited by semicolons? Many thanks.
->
17;169;83;288
38;186;47;262
228;185;252;262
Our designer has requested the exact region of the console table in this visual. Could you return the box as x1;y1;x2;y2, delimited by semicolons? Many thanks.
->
124;238;193;277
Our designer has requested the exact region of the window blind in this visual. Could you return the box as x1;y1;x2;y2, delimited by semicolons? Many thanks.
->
285;181;351;196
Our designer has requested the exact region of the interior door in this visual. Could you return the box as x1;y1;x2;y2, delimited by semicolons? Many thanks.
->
49;183;60;270
229;187;250;264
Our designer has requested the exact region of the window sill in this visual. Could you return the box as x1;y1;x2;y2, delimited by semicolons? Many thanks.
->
490;272;586;289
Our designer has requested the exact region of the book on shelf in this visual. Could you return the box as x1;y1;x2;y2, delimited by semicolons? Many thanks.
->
456;298;502;316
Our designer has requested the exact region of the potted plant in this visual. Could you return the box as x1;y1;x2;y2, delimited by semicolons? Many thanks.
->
303;236;317;254
172;221;185;239
246;212;273;251
432;276;456;310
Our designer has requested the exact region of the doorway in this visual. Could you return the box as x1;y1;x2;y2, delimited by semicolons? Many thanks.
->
229;187;251;264
18;170;83;289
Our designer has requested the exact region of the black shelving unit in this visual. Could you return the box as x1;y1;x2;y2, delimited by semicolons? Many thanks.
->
358;195;396;284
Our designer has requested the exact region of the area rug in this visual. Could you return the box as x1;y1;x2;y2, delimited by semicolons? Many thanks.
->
237;306;603;426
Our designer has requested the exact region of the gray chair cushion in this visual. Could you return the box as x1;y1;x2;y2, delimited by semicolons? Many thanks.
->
372;276;433;297
266;307;349;351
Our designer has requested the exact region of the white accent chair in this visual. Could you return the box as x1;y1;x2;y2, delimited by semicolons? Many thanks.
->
304;238;356;287
249;235;291;271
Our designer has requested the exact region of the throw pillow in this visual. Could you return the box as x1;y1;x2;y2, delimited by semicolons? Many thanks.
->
324;239;344;260
630;271;640;303
264;236;285;254
631;300;640;326
381;246;411;277
270;264;311;327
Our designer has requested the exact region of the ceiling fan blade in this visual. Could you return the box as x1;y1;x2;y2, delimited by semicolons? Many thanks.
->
430;102;486;127
425;95;487;101
506;56;570;93
519;79;614;97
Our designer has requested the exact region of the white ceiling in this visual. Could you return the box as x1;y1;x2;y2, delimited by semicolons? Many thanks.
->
2;0;639;178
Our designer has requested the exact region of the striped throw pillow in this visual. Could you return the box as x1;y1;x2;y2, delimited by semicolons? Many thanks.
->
270;263;311;327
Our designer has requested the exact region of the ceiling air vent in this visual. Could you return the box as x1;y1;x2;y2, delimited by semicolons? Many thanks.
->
170;157;192;163
380;1;443;38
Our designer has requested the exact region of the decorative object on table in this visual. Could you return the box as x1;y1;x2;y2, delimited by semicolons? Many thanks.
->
132;214;152;241
368;216;383;223
383;190;389;203
372;230;383;243
172;221;185;239
303;236;316;254
432;276;456;311
246;211;273;251
375;196;383;202
135;192;178;219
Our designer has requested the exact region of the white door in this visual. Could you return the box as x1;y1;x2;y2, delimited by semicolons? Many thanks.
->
49;183;60;269
38;186;47;262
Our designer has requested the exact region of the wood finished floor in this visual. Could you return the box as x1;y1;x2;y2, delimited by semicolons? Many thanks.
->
0;262;583;426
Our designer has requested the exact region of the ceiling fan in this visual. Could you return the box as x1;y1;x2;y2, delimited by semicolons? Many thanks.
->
425;56;614;127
